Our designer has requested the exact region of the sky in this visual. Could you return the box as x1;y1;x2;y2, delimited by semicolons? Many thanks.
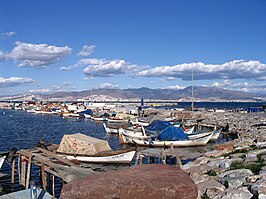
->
1;0;266;96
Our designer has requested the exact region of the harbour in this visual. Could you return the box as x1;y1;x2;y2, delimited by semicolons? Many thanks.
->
0;101;265;198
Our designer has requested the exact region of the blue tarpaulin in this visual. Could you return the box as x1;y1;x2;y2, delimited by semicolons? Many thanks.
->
145;120;171;134
78;109;93;116
157;126;189;141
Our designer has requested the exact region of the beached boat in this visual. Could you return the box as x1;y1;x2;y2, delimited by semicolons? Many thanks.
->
57;133;136;164
128;126;213;147
119;126;210;144
130;132;213;147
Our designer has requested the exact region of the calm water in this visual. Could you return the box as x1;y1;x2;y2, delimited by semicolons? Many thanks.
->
0;109;123;196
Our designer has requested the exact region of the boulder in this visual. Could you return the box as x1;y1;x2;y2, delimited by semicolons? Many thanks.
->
218;169;253;189
213;187;253;199
197;180;225;198
60;164;198;199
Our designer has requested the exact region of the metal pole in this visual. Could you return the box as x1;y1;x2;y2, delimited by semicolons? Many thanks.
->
191;60;194;112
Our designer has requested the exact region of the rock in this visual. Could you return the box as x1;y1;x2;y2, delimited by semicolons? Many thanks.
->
247;149;266;158
218;169;253;178
243;156;258;164
233;139;254;149
197;180;225;198
205;150;228;157
218;169;253;189
184;165;213;177
259;194;266;199
213;187;253;199
251;178;266;195
60;164;198;199
247;175;261;183
214;142;234;152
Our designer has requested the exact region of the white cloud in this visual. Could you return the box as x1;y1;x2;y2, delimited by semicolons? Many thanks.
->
29;88;51;93
96;83;119;89
210;79;266;93
0;77;35;88
78;45;96;56
8;41;72;67
83;58;145;77
164;85;185;90
2;31;16;37
137;60;266;81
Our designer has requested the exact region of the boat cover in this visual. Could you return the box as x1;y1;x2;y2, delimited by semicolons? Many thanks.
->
78;109;93;115
145;120;171;133
57;133;112;155
157;126;189;141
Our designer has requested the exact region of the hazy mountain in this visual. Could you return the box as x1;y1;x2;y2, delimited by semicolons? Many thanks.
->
38;86;264;101
1;86;264;101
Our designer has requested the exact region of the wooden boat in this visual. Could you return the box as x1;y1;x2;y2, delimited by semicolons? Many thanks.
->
0;154;6;169
119;127;147;144
84;114;92;119
61;150;136;164
107;117;128;123
130;118;149;126
91;116;108;121
119;126;211;144
103;123;119;134
130;132;213;147
57;133;136;164
209;128;223;141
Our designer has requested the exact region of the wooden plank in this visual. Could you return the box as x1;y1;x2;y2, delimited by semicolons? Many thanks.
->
11;159;15;184
21;155;26;187
41;164;47;191
17;156;21;185
36;147;77;167
25;152;32;189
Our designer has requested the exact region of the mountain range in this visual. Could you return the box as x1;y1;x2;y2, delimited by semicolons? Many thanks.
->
38;86;265;102
1;86;265;102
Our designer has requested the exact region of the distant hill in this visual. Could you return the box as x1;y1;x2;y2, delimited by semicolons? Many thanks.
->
38;86;264;101
1;86;265;102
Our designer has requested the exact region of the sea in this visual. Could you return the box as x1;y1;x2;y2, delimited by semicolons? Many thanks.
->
0;102;265;197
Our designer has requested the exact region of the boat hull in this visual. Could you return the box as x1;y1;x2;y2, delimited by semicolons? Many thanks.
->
62;151;136;164
130;133;212;147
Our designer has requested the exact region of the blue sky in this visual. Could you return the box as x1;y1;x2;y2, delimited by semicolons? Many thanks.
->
1;0;266;96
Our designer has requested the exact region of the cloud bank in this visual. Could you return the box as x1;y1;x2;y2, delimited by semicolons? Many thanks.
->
81;58;145;77
137;60;266;81
6;42;72;67
0;77;35;88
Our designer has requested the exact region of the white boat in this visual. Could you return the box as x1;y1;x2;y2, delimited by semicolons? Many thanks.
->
62;150;136;164
130;132;213;147
209;128;223;141
57;133;136;164
91;116;108;121
103;123;119;134
0;155;6;169
130;118;149;126
84;114;92;119
119;127;148;144
107;117;128;123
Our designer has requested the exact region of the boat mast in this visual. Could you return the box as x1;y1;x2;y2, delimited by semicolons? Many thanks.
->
191;59;194;112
